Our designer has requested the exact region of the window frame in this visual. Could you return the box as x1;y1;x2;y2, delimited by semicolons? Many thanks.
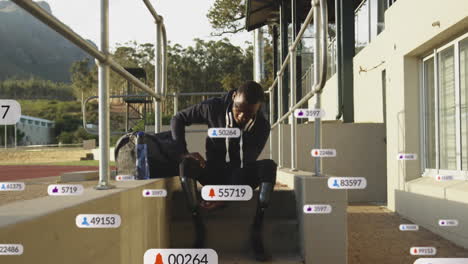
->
421;32;468;180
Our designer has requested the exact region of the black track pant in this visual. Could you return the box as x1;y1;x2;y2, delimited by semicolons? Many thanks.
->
179;158;277;189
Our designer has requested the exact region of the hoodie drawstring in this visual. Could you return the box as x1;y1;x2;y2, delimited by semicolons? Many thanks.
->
224;105;256;169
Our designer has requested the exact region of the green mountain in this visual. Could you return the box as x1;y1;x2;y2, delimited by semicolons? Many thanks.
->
0;0;94;82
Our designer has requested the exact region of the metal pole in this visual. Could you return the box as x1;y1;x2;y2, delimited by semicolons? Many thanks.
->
95;0;114;190
4;125;6;149
14;123;17;148
313;0;322;176
290;47;298;171
154;20;162;133
254;28;264;82
173;92;178;115
277;71;283;168
269;90;274;160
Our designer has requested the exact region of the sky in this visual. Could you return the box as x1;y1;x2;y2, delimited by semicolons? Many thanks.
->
43;0;252;51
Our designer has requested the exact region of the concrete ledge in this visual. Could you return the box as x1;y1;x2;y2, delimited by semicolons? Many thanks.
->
446;181;468;204
0;176;179;264
279;170;348;264
396;189;468;250
406;177;463;199
60;170;117;183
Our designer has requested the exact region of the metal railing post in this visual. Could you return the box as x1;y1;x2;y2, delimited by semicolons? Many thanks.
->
277;71;284;168
269;89;274;160
95;0;114;190
290;46;298;171
154;19;162;133
173;92;179;115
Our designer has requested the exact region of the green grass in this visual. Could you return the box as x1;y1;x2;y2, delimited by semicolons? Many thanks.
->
0;160;116;166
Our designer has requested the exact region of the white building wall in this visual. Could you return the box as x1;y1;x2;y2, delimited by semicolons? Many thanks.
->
17;116;55;145
308;0;468;211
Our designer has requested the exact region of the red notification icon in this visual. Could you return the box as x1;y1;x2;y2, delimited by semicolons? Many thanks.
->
155;253;163;264
209;188;216;198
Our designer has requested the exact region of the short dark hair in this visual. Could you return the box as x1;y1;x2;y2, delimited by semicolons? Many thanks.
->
237;80;265;104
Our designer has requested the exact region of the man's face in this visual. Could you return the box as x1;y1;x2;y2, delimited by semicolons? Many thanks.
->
231;92;261;128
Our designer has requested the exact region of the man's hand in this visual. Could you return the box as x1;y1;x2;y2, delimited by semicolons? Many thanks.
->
183;152;206;168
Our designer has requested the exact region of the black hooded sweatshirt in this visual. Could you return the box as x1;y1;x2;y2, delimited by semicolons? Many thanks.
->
170;89;270;168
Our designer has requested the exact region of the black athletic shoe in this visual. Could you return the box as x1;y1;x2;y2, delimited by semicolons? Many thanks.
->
250;225;272;261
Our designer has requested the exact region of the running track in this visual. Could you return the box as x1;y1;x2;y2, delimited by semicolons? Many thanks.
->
0;165;102;181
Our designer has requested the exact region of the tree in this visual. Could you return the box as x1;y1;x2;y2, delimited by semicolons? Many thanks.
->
207;0;246;36
70;58;97;105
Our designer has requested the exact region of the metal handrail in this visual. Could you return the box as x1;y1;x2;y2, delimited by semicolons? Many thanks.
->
272;0;328;128
10;0;163;102
11;0;170;189
267;0;328;172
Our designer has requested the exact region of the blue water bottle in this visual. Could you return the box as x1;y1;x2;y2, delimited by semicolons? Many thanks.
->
136;131;150;179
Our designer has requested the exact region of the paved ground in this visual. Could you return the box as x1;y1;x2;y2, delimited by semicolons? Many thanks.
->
348;204;468;264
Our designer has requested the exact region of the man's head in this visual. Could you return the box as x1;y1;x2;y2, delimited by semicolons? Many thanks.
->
231;81;265;128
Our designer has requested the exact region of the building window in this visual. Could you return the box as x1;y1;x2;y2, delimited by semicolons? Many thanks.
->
28;120;33;124
34;121;40;126
355;0;391;54
41;122;46;127
460;38;468;170
422;34;468;175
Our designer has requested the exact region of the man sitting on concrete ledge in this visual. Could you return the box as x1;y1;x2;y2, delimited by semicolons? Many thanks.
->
171;80;277;261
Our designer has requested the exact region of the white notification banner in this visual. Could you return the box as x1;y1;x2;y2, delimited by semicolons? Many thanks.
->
207;128;241;138
399;224;419;231
294;108;325;118
311;149;336;157
116;175;135;181
0;182;25;191
410;247;437;256
143;189;167;197
438;219;458;227
201;185;253;201
48;184;83;196
435;175;465;181
327;177;367;189
414;258;468;264
144;249;218;264
0;100;21;125
0;244;23;255
303;204;332;214
398;153;418;160
76;214;121;228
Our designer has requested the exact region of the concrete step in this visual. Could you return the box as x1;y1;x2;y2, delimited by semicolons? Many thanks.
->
170;219;299;254
171;189;297;221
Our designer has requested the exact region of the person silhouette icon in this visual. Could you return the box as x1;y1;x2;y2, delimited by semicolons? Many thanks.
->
81;217;90;226
333;179;340;187
1;184;5;190
211;129;218;137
